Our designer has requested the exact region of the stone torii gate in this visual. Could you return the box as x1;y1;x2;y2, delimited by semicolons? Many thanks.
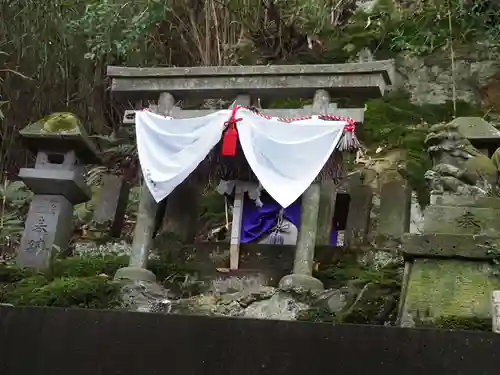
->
108;61;395;290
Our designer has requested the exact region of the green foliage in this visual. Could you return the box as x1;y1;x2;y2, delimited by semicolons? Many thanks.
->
297;252;403;325
360;91;483;206
0;181;32;251
50;255;129;278
4;276;121;308
422;316;492;331
0;253;197;308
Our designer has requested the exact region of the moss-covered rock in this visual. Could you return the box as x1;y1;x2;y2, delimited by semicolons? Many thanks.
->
295;251;404;325
423;316;492;331
50;255;129;278
0;253;197;309
3;276;121;308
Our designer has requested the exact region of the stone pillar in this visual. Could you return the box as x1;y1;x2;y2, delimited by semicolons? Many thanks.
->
492;291;500;334
344;174;373;248
315;95;337;247
378;177;411;239
401;194;500;327
115;93;174;282
91;174;130;238
16;114;101;270
278;90;330;292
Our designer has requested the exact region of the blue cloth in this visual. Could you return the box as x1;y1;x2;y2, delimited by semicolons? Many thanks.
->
240;195;338;245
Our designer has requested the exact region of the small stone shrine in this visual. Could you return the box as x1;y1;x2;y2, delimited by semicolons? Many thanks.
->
400;117;500;327
16;113;101;269
108;61;395;292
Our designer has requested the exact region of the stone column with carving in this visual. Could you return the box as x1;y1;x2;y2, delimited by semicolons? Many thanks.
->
16;113;101;270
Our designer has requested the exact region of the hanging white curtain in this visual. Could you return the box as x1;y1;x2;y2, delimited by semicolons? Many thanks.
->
135;107;349;208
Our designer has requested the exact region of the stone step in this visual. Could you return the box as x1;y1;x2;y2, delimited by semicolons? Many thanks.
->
402;233;500;260
423;205;500;235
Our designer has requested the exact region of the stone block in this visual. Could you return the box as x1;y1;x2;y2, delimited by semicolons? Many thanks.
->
17;195;73;270
402;233;500;260
423;205;500;235
18;168;91;205
92;174;130;237
345;176;373;248
378;179;411;238
402;259;500;323
430;194;500;209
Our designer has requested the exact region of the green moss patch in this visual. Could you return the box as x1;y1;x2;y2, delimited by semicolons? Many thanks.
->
0;253;196;309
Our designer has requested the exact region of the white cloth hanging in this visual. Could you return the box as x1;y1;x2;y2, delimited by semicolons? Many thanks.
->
135;107;349;208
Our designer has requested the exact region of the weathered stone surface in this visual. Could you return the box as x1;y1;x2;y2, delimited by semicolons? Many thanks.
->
123;104;365;126
292;183;321;276
402;233;500;260
398;51;500;105
453;117;500;141
120;279;171;313
345;176;373;247
430;194;500;209
17;195;73;269
378;179;411;237
18;168;91;205
279;273;324;292
423;205;500;235
19;112;101;164
107;61;395;102
403;259;500;322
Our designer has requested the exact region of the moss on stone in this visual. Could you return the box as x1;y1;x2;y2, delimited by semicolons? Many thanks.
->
3;276;121;308
404;259;500;321
50;255;129;278
306;252;402;325
0;253;196;309
41;112;81;133
422;316;492;331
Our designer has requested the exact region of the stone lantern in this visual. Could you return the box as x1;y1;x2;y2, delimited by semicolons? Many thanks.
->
16;113;102;269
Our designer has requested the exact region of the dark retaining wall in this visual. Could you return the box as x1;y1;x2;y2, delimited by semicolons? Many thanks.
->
1;306;500;375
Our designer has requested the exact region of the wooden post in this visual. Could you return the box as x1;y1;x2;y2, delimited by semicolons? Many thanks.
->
227;94;251;270
492;291;500;334
229;185;244;269
115;93;174;282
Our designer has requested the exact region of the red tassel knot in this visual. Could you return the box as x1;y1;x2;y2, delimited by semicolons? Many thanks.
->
221;106;243;157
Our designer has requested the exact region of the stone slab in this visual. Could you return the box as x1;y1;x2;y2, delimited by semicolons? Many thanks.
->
108;61;395;102
403;258;500;323
92;174;130;238
18;168;91;205
3;306;500;374
17;195;73;270
402;233;500;260
423;205;500;235
452;117;500;142
344;176;373;247
430;194;500;209
378;179;411;237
